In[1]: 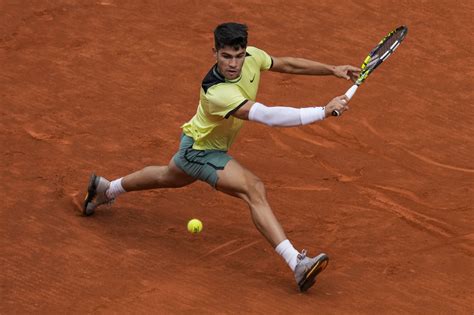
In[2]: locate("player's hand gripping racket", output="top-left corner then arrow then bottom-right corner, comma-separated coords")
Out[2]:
333,25 -> 408,116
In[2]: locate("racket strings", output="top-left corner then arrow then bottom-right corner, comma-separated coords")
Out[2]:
356,26 -> 408,85
375,28 -> 406,61
378,33 -> 401,55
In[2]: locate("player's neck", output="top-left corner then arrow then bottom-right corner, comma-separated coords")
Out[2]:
213,64 -> 225,80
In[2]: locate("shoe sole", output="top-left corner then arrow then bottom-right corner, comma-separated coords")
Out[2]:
83,173 -> 98,216
298,254 -> 329,292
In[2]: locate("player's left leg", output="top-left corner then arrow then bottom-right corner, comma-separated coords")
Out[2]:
215,159 -> 286,247
215,159 -> 329,292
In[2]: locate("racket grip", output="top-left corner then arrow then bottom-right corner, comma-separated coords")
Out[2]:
344,84 -> 359,100
332,85 -> 359,117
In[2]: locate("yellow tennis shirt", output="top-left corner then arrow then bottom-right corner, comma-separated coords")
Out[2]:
182,46 -> 273,151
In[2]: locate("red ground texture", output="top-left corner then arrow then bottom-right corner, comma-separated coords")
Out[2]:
1,0 -> 473,314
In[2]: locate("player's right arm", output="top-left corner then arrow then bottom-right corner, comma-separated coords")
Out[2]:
231,96 -> 349,126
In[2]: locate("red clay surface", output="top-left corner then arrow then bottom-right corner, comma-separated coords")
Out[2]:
1,0 -> 473,313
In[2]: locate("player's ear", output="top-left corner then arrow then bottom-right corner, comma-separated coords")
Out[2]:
212,48 -> 217,59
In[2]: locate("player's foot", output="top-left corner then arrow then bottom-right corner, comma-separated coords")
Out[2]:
83,173 -> 114,216
294,250 -> 329,292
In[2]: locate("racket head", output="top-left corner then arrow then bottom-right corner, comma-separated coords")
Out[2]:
356,25 -> 408,85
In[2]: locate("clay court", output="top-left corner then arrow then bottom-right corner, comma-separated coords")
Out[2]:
1,0 -> 473,313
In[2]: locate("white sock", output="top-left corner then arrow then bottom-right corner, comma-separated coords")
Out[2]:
275,239 -> 300,272
106,178 -> 126,199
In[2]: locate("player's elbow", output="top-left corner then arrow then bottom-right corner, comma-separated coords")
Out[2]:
232,101 -> 254,120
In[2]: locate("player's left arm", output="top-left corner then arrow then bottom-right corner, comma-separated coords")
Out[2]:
270,56 -> 360,82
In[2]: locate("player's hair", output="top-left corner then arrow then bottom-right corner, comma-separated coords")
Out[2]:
214,22 -> 248,51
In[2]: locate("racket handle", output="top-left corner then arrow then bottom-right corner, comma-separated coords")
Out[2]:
345,84 -> 359,100
332,85 -> 359,117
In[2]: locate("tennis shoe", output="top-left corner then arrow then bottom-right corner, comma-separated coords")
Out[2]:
83,173 -> 114,216
294,250 -> 329,292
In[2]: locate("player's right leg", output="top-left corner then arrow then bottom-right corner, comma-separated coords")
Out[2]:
83,158 -> 196,216
121,159 -> 196,191
83,133 -> 201,216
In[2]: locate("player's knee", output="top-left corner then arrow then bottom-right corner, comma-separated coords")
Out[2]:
143,166 -> 169,186
142,166 -> 156,180
245,176 -> 267,205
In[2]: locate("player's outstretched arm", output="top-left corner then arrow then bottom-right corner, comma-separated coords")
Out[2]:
231,96 -> 349,126
271,56 -> 360,82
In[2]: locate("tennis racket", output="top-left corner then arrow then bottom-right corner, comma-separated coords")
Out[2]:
333,25 -> 408,116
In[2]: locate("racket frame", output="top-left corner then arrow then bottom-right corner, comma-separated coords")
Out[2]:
332,26 -> 408,117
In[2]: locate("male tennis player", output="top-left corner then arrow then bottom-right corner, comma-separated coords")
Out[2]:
83,22 -> 360,292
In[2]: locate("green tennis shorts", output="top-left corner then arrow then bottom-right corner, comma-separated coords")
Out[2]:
172,133 -> 232,188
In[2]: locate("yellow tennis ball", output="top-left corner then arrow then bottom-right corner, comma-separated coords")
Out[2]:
187,219 -> 203,233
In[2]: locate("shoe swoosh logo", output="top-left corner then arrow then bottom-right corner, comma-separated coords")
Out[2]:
250,73 -> 256,83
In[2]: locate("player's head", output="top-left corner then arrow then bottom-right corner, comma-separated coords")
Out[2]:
214,22 -> 248,51
213,22 -> 248,80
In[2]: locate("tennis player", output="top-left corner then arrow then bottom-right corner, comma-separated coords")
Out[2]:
83,22 -> 360,292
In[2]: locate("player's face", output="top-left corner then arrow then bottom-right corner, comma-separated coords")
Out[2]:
214,46 -> 246,80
